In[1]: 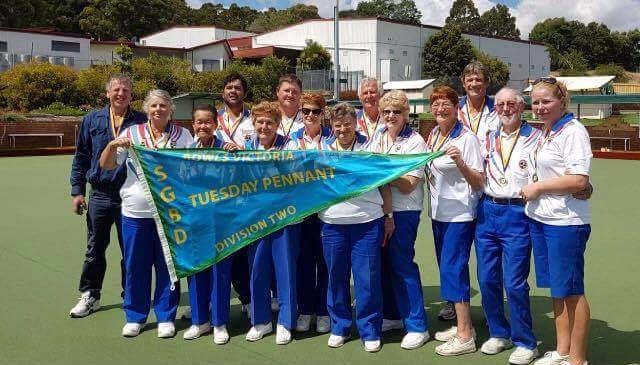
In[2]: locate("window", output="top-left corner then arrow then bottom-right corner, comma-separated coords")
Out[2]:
531,65 -> 535,70
0,41 -> 7,53
402,50 -> 408,57
202,59 -> 221,71
389,48 -> 395,55
508,62 -> 512,67
51,40 -> 80,53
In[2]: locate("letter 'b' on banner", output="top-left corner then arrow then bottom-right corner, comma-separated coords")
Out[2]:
129,146 -> 443,283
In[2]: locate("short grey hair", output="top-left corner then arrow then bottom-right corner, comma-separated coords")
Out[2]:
495,87 -> 525,105
330,102 -> 357,122
358,77 -> 383,97
142,89 -> 175,116
105,73 -> 133,92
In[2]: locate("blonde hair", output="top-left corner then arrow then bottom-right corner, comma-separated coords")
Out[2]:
531,78 -> 571,111
379,90 -> 410,120
251,101 -> 282,123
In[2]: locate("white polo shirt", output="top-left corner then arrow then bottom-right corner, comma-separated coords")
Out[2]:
425,121 -> 483,222
369,124 -> 427,211
285,126 -> 332,150
458,96 -> 499,145
483,121 -> 542,198
525,114 -> 592,226
278,110 -> 304,138
117,123 -> 194,218
216,106 -> 254,146
318,133 -> 384,225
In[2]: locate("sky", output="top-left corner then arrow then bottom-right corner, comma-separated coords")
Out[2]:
185,0 -> 640,37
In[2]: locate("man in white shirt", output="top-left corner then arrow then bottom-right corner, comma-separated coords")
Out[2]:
356,77 -> 385,143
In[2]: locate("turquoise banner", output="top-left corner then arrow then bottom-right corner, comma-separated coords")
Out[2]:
129,146 -> 443,282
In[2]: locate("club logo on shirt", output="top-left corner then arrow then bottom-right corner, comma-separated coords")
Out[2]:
519,159 -> 528,170
395,145 -> 401,151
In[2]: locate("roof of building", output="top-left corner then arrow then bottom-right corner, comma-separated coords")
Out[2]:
232,45 -> 299,59
254,17 -> 545,46
0,26 -> 90,39
524,76 -> 616,92
140,26 -> 254,40
383,79 -> 436,90
91,39 -> 232,57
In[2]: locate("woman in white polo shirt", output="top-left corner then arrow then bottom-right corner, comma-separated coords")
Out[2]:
99,89 -> 194,338
425,85 -> 484,356
520,78 -> 592,365
286,92 -> 332,334
319,102 -> 394,353
369,90 -> 430,350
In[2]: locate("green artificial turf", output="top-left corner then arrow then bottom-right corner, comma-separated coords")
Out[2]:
0,156 -> 639,365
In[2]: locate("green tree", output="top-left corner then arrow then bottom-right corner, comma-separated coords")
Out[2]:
557,50 -> 589,76
594,63 -> 629,82
0,62 -> 78,110
0,0 -> 48,28
340,0 -> 422,25
75,64 -> 120,106
217,3 -> 259,31
247,4 -> 320,33
113,44 -> 133,74
445,0 -> 481,34
297,40 -> 332,71
422,26 -> 475,85
478,4 -> 520,39
131,54 -> 194,98
473,51 -> 510,94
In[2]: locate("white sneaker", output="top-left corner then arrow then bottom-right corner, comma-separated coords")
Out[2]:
271,297 -> 280,311
434,326 -> 476,342
275,324 -> 292,345
183,323 -> 211,340
401,331 -> 430,350
69,292 -> 100,318
381,319 -> 404,332
246,323 -> 273,341
435,336 -> 476,356
241,304 -> 251,318
364,339 -> 382,352
213,325 -> 230,345
559,361 -> 588,365
296,314 -> 312,332
157,322 -> 176,338
180,306 -> 192,320
316,316 -> 331,333
509,347 -> 539,365
438,302 -> 456,321
122,322 -> 144,337
534,351 -> 569,365
481,337 -> 514,355
328,334 -> 350,348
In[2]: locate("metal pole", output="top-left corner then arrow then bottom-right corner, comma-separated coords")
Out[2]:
334,0 -> 340,101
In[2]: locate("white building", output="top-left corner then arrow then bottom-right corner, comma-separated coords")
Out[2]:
383,79 -> 436,113
140,26 -> 254,49
524,76 -> 616,119
253,18 -> 549,89
0,27 -> 91,71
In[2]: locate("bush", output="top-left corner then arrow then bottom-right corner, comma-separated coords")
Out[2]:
594,63 -> 629,82
132,54 -> 194,97
31,102 -> 86,116
75,65 -> 120,107
0,62 -> 78,111
0,112 -> 27,121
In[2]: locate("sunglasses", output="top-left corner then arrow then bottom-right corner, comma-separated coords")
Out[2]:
533,77 -> 565,98
301,108 -> 322,116
382,109 -> 403,116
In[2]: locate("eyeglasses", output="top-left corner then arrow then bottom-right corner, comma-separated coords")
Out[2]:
193,120 -> 215,126
495,101 -> 519,109
430,102 -> 454,110
301,108 -> 322,116
532,77 -> 565,98
382,109 -> 403,116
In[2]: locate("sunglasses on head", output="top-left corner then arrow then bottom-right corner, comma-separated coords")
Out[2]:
533,77 -> 565,97
301,108 -> 322,116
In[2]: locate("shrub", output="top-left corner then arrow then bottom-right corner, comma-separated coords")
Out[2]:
0,61 -> 78,110
75,65 -> 120,107
594,63 -> 629,82
31,102 -> 86,116
0,112 -> 27,121
132,54 -> 194,97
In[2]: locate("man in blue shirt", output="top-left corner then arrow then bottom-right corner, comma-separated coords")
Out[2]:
69,74 -> 147,317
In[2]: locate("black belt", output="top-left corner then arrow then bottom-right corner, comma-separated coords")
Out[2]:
484,195 -> 525,206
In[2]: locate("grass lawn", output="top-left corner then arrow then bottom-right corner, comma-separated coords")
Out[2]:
1,156 -> 639,365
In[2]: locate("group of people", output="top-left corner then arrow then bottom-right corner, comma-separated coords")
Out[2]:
69,61 -> 593,365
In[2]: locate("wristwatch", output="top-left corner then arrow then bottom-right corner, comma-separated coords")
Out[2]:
384,212 -> 393,219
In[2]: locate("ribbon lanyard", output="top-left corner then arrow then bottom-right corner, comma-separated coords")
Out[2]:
466,99 -> 485,135
358,113 -> 379,140
336,137 -> 356,151
146,121 -> 172,149
110,108 -> 125,138
282,111 -> 299,137
532,128 -> 553,182
220,108 -> 244,139
497,126 -> 521,171
431,126 -> 453,152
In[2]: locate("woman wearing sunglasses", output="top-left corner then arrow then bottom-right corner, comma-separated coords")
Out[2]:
520,78 -> 592,365
285,93 -> 332,334
318,102 -> 393,353
367,90 -> 430,350
425,85 -> 484,356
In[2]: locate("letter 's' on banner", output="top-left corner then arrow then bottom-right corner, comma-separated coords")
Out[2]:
129,146 -> 443,283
